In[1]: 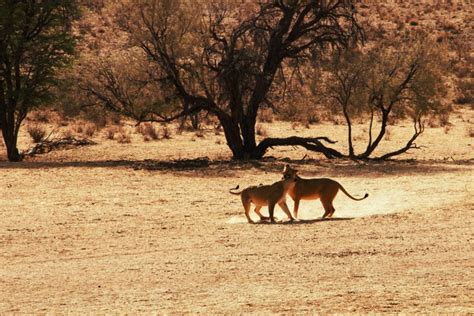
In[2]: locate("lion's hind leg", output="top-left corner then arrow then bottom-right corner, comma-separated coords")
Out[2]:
254,205 -> 269,221
321,198 -> 334,219
241,196 -> 254,224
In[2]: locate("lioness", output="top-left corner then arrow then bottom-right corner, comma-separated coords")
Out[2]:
229,165 -> 297,223
282,165 -> 368,219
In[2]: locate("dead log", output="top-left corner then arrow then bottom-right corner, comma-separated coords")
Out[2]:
22,137 -> 96,157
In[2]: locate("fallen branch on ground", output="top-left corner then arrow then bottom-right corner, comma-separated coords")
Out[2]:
22,137 -> 97,157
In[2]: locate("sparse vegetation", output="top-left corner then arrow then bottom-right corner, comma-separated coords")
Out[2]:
0,1 -> 77,161
137,123 -> 159,141
84,124 -> 97,137
161,126 -> 172,139
26,125 -> 47,143
116,130 -> 131,144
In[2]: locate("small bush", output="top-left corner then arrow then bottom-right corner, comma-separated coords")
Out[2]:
84,124 -> 96,137
73,123 -> 84,134
137,123 -> 159,140
27,125 -> 47,143
161,126 -> 172,139
306,111 -> 321,125
105,127 -> 116,140
116,130 -> 131,143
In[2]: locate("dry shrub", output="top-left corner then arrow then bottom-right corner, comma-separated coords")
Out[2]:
306,111 -> 321,125
426,114 -> 450,128
161,125 -> 172,139
27,124 -> 47,143
256,124 -> 268,137
105,127 -> 117,140
84,124 -> 96,137
73,123 -> 84,134
116,129 -> 131,143
137,123 -> 159,140
258,108 -> 274,123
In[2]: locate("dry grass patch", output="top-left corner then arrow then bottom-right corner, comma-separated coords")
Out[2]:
26,124 -> 47,143
136,123 -> 159,141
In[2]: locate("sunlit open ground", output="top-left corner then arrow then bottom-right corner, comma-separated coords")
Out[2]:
0,107 -> 473,313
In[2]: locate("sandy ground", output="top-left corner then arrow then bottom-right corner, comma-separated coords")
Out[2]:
0,107 -> 473,313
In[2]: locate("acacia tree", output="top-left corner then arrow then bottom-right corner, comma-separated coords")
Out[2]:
82,0 -> 362,160
0,1 -> 77,161
315,34 -> 449,159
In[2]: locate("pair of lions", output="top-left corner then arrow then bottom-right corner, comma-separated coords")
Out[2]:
230,164 -> 368,223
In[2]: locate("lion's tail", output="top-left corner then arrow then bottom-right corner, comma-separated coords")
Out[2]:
229,185 -> 243,195
338,184 -> 369,201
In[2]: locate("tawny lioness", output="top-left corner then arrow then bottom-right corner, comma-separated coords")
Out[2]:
282,165 -> 368,219
229,165 -> 298,223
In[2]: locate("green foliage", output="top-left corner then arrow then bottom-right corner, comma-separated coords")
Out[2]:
0,0 -> 78,160
0,1 -> 77,107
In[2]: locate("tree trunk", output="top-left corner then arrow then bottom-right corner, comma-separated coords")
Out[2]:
2,127 -> 21,161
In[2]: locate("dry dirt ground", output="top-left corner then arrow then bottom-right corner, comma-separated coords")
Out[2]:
0,108 -> 473,313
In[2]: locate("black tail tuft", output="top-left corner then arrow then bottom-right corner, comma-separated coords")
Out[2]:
364,193 -> 369,198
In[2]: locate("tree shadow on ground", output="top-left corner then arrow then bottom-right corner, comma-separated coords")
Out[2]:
0,156 -> 472,178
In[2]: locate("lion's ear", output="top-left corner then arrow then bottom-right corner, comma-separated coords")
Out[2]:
283,164 -> 289,172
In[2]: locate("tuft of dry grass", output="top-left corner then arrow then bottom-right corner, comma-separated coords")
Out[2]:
84,124 -> 97,138
161,126 -> 172,139
116,130 -> 131,143
26,124 -> 47,143
136,123 -> 159,141
73,123 -> 84,134
105,127 -> 117,140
